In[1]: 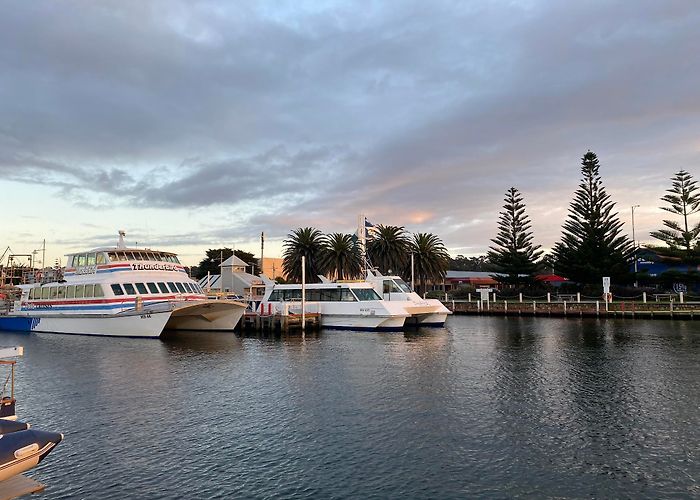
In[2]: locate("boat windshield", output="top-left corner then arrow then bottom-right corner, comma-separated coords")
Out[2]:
394,279 -> 412,293
351,288 -> 382,301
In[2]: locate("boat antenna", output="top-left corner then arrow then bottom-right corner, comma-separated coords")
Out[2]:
117,230 -> 127,249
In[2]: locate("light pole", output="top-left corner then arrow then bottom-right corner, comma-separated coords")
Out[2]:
632,205 -> 640,287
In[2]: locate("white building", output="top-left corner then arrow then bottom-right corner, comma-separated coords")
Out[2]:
198,255 -> 267,301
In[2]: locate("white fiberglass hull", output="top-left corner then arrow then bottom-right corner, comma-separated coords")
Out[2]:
165,300 -> 246,331
10,310 -> 172,338
319,313 -> 407,331
390,296 -> 451,327
267,300 -> 409,331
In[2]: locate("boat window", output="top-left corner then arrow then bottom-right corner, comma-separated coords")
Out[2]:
57,286 -> 66,299
49,286 -> 58,299
111,284 -> 125,296
116,252 -> 127,261
383,280 -> 402,294
175,282 -> 186,293
87,253 -> 96,266
147,282 -> 159,294
268,290 -> 281,301
135,283 -> 148,294
66,256 -> 74,267
340,288 -> 356,301
41,287 -> 49,299
66,285 -> 75,299
94,285 -> 104,298
167,282 -> 178,293
394,279 -> 412,293
84,284 -> 94,298
123,283 -> 136,295
96,253 -> 107,265
108,252 -> 118,262
29,288 -> 35,300
76,254 -> 87,267
74,285 -> 85,298
157,282 -> 169,293
183,283 -> 193,293
351,288 -> 382,301
125,252 -> 135,261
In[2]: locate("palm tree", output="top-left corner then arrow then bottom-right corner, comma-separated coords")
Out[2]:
409,233 -> 450,295
366,225 -> 410,275
320,233 -> 363,280
282,227 -> 326,283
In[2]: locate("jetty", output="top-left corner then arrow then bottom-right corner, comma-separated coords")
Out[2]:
240,303 -> 320,333
447,291 -> 700,320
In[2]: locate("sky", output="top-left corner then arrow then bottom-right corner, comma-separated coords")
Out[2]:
1,0 -> 699,267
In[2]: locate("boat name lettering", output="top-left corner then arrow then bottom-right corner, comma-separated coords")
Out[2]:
76,265 -> 97,275
130,263 -> 178,272
140,314 -> 152,319
25,303 -> 52,310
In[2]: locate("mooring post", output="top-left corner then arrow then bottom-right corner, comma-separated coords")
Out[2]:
533,301 -> 536,314
519,292 -> 523,303
547,292 -> 551,303
596,300 -> 599,316
504,300 -> 508,314
680,292 -> 684,304
468,293 -> 471,303
643,291 -> 647,303
577,292 -> 580,303
563,301 -> 567,316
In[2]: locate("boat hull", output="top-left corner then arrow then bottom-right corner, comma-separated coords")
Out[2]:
320,313 -> 407,331
0,429 -> 63,482
165,300 -> 246,331
0,310 -> 172,338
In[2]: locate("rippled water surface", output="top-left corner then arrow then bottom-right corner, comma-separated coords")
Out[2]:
1,316 -> 699,498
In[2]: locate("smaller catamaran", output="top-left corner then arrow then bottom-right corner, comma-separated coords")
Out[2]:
0,232 -> 246,337
259,281 -> 409,331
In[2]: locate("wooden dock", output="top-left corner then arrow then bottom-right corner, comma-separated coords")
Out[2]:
240,312 -> 321,332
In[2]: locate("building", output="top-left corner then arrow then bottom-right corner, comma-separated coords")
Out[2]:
199,255 -> 267,301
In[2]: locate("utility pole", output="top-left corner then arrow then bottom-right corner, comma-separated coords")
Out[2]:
260,232 -> 264,277
632,205 -> 640,287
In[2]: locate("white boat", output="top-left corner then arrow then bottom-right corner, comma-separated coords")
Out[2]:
365,271 -> 451,327
0,232 -> 246,337
259,282 -> 409,331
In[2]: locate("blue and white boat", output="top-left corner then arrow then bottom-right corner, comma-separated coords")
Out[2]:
0,232 -> 246,337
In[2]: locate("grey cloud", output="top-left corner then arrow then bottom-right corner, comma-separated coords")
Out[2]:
2,0 -> 700,256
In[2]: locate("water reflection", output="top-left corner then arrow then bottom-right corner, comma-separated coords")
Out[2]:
1,317 -> 698,498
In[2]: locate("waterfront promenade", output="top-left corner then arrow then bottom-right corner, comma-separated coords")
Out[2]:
448,294 -> 700,320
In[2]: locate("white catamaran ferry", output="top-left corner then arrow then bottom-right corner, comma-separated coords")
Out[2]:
259,282 -> 409,331
0,232 -> 246,337
365,271 -> 451,327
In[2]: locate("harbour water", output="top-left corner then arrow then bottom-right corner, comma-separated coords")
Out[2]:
3,316 -> 698,498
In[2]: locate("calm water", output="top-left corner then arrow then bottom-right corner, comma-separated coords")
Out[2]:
1,316 -> 698,499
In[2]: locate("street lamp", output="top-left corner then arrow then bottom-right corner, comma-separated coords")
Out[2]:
632,205 -> 640,286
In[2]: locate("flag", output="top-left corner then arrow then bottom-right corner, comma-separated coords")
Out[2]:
364,218 -> 378,238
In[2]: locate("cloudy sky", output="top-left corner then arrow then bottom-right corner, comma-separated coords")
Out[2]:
1,0 -> 699,266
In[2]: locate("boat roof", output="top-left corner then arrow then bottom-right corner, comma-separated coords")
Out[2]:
273,281 -> 374,288
66,247 -> 177,257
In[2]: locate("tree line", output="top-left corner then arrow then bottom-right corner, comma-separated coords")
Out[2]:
191,149 -> 699,292
487,150 -> 700,288
280,227 -> 450,294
